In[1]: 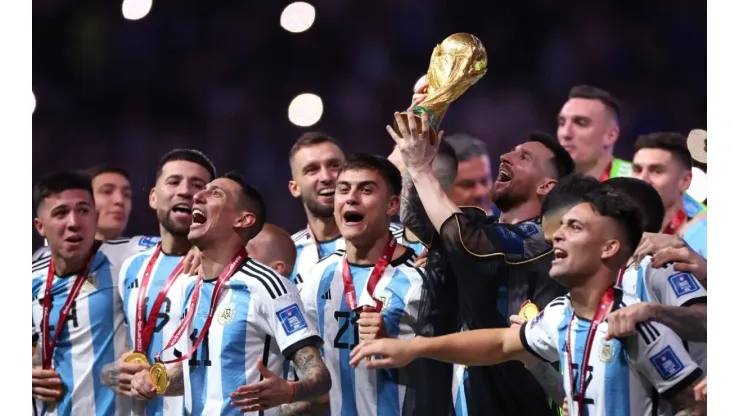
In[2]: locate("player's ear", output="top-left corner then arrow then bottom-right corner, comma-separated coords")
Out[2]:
149,188 -> 157,210
601,238 -> 620,261
234,210 -> 256,231
33,218 -> 45,238
537,178 -> 557,198
288,180 -> 301,198
679,168 -> 693,193
387,195 -> 400,217
270,261 -> 286,277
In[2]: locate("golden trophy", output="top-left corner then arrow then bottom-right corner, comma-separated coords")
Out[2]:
394,33 -> 488,137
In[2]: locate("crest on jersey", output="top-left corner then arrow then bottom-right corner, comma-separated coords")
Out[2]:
218,304 -> 235,325
599,341 -> 614,363
80,273 -> 97,294
378,291 -> 390,313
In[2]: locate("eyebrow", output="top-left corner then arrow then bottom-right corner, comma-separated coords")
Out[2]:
337,180 -> 378,187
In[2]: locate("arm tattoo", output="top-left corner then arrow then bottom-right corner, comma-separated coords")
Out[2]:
279,401 -> 330,416
653,304 -> 707,342
100,362 -> 120,389
291,346 -> 331,403
164,363 -> 185,396
400,171 -> 435,244
527,362 -> 565,406
668,383 -> 701,414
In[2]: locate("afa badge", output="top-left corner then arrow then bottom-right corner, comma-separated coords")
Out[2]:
276,304 -> 308,336
218,304 -> 235,325
599,341 -> 614,363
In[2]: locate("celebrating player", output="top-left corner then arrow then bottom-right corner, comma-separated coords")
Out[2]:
351,184 -> 704,416
129,173 -> 330,416
287,133 -> 404,286
247,223 -> 298,278
31,172 -> 139,415
298,154 -> 424,416
100,149 -> 216,415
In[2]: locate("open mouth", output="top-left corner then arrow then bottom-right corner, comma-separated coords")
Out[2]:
171,203 -> 192,216
192,208 -> 207,224
343,211 -> 365,225
553,248 -> 568,261
65,236 -> 83,244
497,167 -> 513,182
317,188 -> 335,198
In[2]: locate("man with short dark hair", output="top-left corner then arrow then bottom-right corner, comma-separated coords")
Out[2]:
287,133 -> 404,287
87,164 -> 134,242
394,109 -> 572,416
130,173 -> 331,416
443,133 -> 494,214
632,132 -> 707,255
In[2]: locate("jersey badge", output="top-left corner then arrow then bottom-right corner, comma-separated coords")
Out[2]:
277,304 -> 308,336
218,304 -> 236,325
649,346 -> 685,380
599,340 -> 615,363
378,290 -> 390,313
668,272 -> 700,297
138,236 -> 160,249
80,273 -> 97,294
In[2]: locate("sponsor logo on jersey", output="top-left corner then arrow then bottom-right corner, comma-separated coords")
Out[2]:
649,346 -> 685,380
668,272 -> 700,297
277,304 -> 308,335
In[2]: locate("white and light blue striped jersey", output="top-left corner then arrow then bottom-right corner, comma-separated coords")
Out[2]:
617,257 -> 708,375
399,227 -> 426,257
32,236 -> 161,264
118,247 -> 188,416
289,223 -> 405,287
452,364 -> 469,416
521,291 -> 703,416
300,247 -> 424,416
682,216 -> 707,258
178,257 -> 322,416
31,241 -> 144,416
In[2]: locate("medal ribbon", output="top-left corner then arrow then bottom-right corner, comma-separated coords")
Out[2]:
598,160 -> 613,182
154,248 -> 247,364
662,210 -> 687,236
134,244 -> 185,354
564,287 -> 614,416
306,223 -> 327,261
41,241 -> 102,369
342,233 -> 396,311
615,266 -> 627,287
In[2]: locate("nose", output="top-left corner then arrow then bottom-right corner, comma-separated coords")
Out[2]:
633,171 -> 651,184
193,189 -> 208,204
474,181 -> 490,199
552,224 -> 566,243
317,166 -> 336,184
112,190 -> 126,206
177,180 -> 196,199
67,211 -> 83,231
500,152 -> 513,165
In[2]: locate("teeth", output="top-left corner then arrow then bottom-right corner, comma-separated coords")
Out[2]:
192,209 -> 205,216
318,189 -> 335,196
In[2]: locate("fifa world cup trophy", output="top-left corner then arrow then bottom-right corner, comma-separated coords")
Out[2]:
393,33 -> 488,139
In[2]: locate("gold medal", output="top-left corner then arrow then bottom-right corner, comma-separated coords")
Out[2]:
124,352 -> 150,366
518,301 -> 539,322
149,362 -> 169,395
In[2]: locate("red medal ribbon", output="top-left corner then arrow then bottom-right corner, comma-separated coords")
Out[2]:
342,233 -> 396,312
133,244 -> 185,354
306,223 -> 325,260
564,287 -> 615,416
598,160 -> 613,182
662,210 -> 687,236
154,248 -> 247,364
615,266 -> 627,287
41,241 -> 102,369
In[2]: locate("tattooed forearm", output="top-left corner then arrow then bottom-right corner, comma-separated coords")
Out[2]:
279,399 -> 330,416
653,304 -> 707,342
100,362 -> 120,389
164,363 -> 185,396
527,362 -> 565,406
668,382 -> 703,415
401,171 -> 436,245
291,346 -> 331,402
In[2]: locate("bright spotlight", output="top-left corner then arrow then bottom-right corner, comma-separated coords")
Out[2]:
687,166 -> 708,203
288,93 -> 323,127
32,91 -> 36,114
122,0 -> 153,21
280,2 -> 316,33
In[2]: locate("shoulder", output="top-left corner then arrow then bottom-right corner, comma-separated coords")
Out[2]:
390,247 -> 424,279
535,296 -> 569,327
101,236 -> 156,266
237,258 -> 293,300
313,248 -> 344,271
291,228 -> 309,245
121,247 -> 157,275
32,246 -> 51,263
32,252 -> 51,277
389,222 -> 405,240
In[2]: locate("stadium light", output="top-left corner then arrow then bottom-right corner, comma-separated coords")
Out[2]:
288,93 -> 323,127
687,166 -> 708,203
280,2 -> 316,33
122,0 -> 152,21
32,91 -> 36,114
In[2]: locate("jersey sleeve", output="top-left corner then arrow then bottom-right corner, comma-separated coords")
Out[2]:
647,264 -> 707,308
396,269 -> 424,340
518,299 -> 566,363
253,275 -> 322,359
627,321 -> 703,399
118,255 -> 135,304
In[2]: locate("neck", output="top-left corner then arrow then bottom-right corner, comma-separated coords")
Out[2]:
306,212 -> 340,241
199,237 -> 244,281
95,229 -> 118,241
345,231 -> 390,266
52,250 -> 92,277
159,227 -> 191,255
662,199 -> 685,231
579,154 -> 613,180
568,268 -> 616,320
499,199 -> 542,224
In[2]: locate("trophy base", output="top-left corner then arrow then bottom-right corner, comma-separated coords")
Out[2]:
392,106 -> 440,141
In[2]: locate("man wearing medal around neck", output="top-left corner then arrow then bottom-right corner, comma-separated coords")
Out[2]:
98,149 -> 217,416
129,172 -> 330,416
30,171 -> 146,416
350,184 -> 705,416
298,154 -> 425,416
287,133 -> 406,289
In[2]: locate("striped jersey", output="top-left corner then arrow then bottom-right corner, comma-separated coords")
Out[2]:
32,236 -> 161,264
178,258 -> 322,416
300,247 -> 424,416
452,364 -> 469,416
682,216 -> 707,258
521,290 -> 703,416
617,257 -> 708,375
31,239 -> 147,416
118,247 -> 188,416
289,223 -> 405,287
